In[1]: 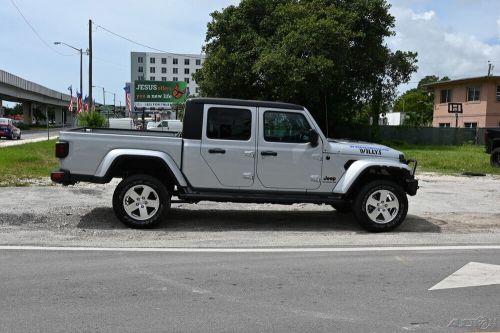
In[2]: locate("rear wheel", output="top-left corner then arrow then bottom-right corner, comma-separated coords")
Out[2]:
353,180 -> 408,232
112,174 -> 170,228
491,148 -> 500,168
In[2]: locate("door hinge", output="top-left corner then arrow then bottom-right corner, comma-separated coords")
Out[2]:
243,172 -> 254,180
310,175 -> 321,183
244,151 -> 255,158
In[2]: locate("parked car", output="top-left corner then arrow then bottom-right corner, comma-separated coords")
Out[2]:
485,128 -> 500,167
51,98 -> 418,232
0,117 -> 21,140
147,120 -> 183,132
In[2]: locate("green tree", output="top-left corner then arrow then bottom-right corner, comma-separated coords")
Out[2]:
194,0 -> 417,134
393,75 -> 449,127
77,111 -> 107,128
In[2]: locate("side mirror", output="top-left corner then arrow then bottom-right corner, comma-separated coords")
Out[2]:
309,129 -> 319,147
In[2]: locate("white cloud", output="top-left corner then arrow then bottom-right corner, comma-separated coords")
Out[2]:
411,10 -> 435,21
388,6 -> 500,92
497,16 -> 500,40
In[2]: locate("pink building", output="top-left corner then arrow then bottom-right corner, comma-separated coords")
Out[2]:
427,76 -> 500,128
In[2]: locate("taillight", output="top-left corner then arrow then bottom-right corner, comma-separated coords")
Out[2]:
55,142 -> 69,158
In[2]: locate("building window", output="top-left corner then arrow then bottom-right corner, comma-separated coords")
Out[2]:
150,57 -> 155,64
440,89 -> 452,103
161,58 -> 167,64
196,68 -> 200,73
184,68 -> 190,74
173,58 -> 178,65
173,68 -> 178,74
464,122 -> 477,128
150,76 -> 155,81
138,66 -> 143,73
467,87 -> 480,102
497,86 -> 500,101
150,67 -> 155,73
185,78 -> 190,83
207,107 -> 252,141
196,59 -> 201,66
185,59 -> 190,65
162,67 -> 167,74
439,123 -> 450,128
138,75 -> 144,80
138,56 -> 143,63
162,77 -> 167,81
173,77 -> 178,81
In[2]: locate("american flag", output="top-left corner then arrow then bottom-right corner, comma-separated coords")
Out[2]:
83,95 -> 89,112
77,91 -> 83,113
67,85 -> 73,112
124,85 -> 132,117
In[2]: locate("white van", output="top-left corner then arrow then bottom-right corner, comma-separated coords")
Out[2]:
147,120 -> 183,132
108,118 -> 136,130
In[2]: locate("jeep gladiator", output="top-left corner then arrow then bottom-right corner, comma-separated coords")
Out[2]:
51,98 -> 418,232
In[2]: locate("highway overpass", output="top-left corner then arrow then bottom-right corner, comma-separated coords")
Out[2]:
0,69 -> 74,125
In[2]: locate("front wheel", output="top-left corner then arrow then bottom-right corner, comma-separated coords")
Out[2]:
353,180 -> 408,232
112,174 -> 170,228
491,148 -> 500,167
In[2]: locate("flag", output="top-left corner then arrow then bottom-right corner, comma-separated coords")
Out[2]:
83,95 -> 89,112
124,85 -> 132,118
67,85 -> 73,112
76,91 -> 83,113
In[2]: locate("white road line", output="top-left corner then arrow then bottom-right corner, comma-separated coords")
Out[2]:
429,262 -> 500,290
0,245 -> 500,253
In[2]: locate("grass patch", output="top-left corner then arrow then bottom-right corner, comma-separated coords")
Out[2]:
0,140 -> 58,186
395,144 -> 500,175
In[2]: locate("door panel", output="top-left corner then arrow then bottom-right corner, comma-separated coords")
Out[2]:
256,109 -> 323,190
201,105 -> 257,188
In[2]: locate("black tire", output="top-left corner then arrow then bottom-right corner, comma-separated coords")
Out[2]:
491,148 -> 500,168
17,133 -> 21,140
331,202 -> 352,213
112,174 -> 170,229
353,180 -> 408,232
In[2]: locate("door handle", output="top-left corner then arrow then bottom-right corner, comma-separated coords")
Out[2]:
208,148 -> 226,154
261,151 -> 278,156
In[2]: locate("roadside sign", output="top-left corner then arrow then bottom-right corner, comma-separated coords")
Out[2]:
134,81 -> 188,108
448,103 -> 463,113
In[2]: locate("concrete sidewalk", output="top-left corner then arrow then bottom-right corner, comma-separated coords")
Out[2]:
0,135 -> 59,148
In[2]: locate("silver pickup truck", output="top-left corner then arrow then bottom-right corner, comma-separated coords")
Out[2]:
51,98 -> 418,232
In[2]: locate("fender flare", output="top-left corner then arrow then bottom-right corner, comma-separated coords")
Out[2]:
94,149 -> 188,187
333,159 -> 412,194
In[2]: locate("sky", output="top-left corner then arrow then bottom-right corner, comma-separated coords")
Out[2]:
1,0 -> 500,106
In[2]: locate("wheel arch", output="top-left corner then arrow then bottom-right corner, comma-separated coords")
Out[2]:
333,160 -> 413,199
95,149 -> 188,187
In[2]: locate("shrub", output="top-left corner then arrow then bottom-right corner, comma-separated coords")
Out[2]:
77,111 -> 107,128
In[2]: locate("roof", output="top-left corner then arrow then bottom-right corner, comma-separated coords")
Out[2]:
423,75 -> 500,88
187,97 -> 304,110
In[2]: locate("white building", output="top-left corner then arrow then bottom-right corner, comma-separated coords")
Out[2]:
130,52 -> 205,107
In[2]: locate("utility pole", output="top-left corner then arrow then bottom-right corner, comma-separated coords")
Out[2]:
88,19 -> 93,109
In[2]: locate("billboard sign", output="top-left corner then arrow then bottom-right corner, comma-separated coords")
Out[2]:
134,80 -> 188,108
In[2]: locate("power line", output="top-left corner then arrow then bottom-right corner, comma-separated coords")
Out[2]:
93,22 -> 205,59
9,0 -> 71,56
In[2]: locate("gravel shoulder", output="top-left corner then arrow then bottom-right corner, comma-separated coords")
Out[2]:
0,172 -> 499,248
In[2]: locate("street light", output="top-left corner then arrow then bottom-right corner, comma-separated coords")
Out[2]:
53,42 -> 87,96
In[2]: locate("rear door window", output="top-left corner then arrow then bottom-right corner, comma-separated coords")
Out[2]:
206,107 -> 252,141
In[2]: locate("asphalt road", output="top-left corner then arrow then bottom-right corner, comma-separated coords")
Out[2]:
0,248 -> 499,332
0,127 -> 67,147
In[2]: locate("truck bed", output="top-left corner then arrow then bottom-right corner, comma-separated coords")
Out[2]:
58,128 -> 183,177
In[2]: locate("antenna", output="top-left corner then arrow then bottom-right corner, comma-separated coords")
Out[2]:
488,61 -> 493,76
